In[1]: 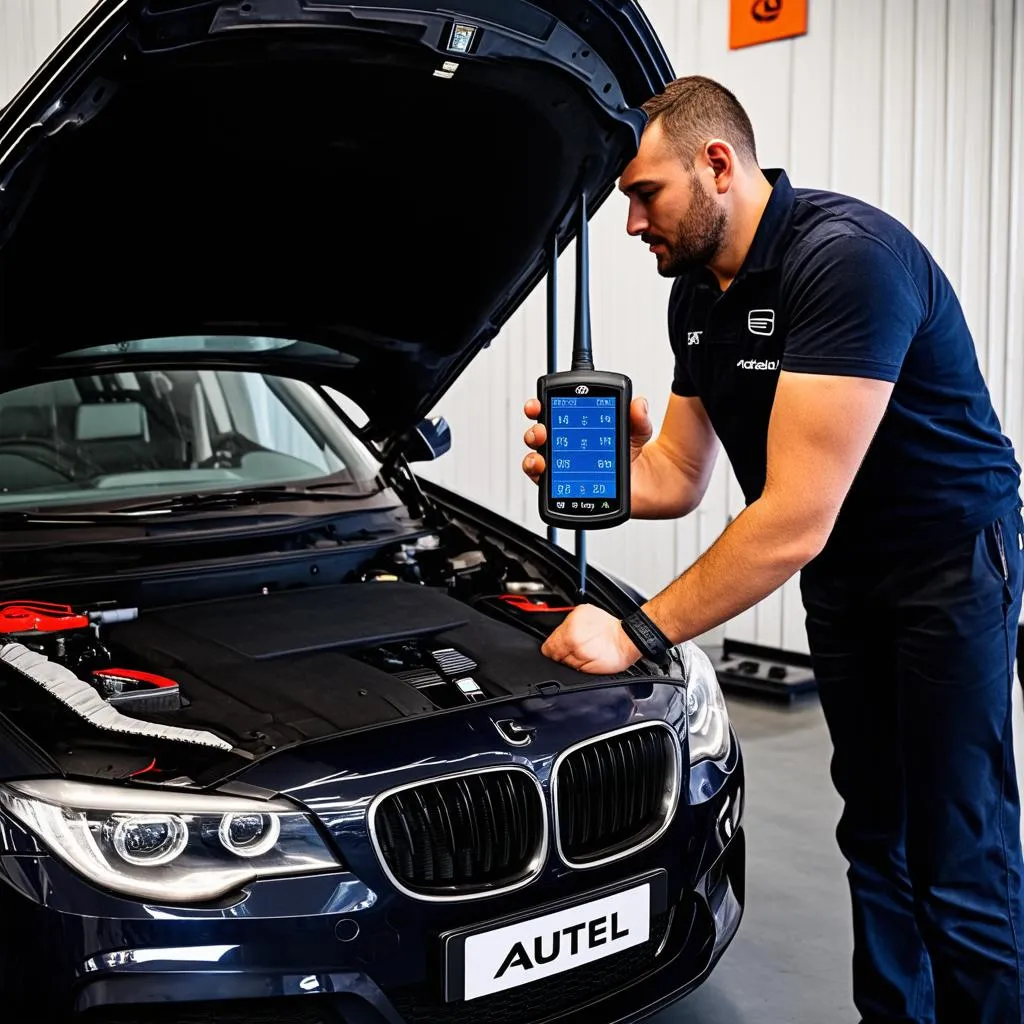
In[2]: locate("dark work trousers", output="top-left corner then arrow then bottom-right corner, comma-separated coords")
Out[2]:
800,506 -> 1024,1024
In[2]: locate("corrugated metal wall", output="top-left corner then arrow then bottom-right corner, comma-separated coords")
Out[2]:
2,1 -> 1022,653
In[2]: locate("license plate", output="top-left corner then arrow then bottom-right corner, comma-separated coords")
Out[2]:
455,881 -> 651,1001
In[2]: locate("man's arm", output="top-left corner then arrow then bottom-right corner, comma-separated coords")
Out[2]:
640,370 -> 894,643
630,393 -> 720,519
640,232 -> 926,643
540,369 -> 895,672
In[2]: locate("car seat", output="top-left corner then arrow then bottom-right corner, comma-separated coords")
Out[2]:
72,399 -> 156,476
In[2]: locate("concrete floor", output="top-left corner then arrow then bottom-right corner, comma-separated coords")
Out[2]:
649,675 -> 1024,1024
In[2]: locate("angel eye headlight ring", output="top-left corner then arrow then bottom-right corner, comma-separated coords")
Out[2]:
218,812 -> 281,858
107,814 -> 189,866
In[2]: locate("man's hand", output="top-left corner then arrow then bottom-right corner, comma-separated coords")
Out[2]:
541,604 -> 642,674
522,396 -> 653,485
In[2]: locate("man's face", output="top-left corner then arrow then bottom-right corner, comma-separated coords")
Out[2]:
619,119 -> 727,276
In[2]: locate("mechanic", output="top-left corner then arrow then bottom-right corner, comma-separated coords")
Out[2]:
522,76 -> 1024,1024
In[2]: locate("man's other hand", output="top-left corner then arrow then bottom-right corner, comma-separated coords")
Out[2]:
521,396 -> 653,485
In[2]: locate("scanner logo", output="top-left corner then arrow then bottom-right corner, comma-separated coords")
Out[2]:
575,385 -> 590,395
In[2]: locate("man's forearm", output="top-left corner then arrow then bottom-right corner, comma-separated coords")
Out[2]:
640,494 -> 828,643
629,444 -> 704,519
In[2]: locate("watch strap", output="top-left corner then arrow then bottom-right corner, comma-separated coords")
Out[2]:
620,607 -> 672,660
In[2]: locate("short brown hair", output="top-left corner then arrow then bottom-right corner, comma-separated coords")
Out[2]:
641,76 -> 758,167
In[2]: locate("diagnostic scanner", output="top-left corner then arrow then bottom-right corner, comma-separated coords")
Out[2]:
537,368 -> 631,530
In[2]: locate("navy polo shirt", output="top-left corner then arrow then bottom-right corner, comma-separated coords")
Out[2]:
669,169 -> 1021,555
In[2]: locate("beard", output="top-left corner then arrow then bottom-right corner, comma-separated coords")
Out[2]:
647,172 -> 727,277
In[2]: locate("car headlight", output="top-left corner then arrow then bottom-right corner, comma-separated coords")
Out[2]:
682,641 -> 731,764
0,779 -> 341,903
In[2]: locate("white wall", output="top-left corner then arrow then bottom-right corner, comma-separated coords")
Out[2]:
0,1 -> 93,103
2,0 -> 1022,653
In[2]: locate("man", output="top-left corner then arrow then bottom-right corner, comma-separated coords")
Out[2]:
522,76 -> 1024,1024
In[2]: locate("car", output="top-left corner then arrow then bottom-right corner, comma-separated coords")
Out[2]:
0,1 -> 745,1021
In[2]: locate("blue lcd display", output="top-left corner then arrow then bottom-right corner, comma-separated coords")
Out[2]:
549,396 -> 617,500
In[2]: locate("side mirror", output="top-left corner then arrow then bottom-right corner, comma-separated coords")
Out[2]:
403,416 -> 451,462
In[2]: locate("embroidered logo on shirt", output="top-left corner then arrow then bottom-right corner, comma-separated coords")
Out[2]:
687,331 -> 702,346
748,309 -> 775,336
736,358 -> 780,371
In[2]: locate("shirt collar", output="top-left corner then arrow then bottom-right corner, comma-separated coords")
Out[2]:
738,168 -> 795,276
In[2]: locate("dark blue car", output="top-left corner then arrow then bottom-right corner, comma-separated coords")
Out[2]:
0,2 -> 744,1020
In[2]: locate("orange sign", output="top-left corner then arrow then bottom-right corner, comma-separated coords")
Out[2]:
730,0 -> 808,49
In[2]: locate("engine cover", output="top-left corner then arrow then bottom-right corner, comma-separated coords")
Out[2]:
97,581 -> 618,754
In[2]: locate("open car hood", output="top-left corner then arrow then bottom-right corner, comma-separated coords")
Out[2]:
0,0 -> 672,442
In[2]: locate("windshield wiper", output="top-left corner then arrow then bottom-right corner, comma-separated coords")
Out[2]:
104,485 -> 374,515
0,485 -> 377,524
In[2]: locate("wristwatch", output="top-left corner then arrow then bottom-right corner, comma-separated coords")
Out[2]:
619,607 -> 672,660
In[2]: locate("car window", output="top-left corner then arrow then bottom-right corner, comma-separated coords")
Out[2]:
0,367 -> 382,511
55,334 -> 355,362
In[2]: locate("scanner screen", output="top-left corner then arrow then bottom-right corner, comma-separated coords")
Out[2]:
548,395 -> 618,503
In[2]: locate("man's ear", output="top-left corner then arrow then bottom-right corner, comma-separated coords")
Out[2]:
703,139 -> 735,194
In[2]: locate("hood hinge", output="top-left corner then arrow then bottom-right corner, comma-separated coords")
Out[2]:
389,457 -> 445,528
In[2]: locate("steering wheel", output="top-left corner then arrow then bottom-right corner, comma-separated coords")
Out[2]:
194,432 -> 252,470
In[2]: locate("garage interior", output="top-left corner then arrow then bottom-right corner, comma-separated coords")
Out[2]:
0,1 -> 1021,1023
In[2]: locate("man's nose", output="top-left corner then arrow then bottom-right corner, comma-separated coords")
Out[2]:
625,198 -> 648,237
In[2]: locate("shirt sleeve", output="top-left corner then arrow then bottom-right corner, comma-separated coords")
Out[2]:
667,278 -> 700,397
781,232 -> 927,383
671,358 -> 699,397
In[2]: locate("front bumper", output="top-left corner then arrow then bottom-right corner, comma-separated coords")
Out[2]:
1,828 -> 742,1024
0,687 -> 745,1023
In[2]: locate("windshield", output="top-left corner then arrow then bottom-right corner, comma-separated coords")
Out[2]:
0,368 -> 381,512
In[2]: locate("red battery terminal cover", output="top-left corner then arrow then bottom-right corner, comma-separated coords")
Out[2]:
91,668 -> 183,712
496,594 -> 576,613
0,601 -> 91,634
92,668 -> 180,691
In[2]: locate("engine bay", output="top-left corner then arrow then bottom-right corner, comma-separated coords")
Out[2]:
0,524 -> 646,786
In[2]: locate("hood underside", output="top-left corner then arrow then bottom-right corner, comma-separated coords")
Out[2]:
0,0 -> 671,440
